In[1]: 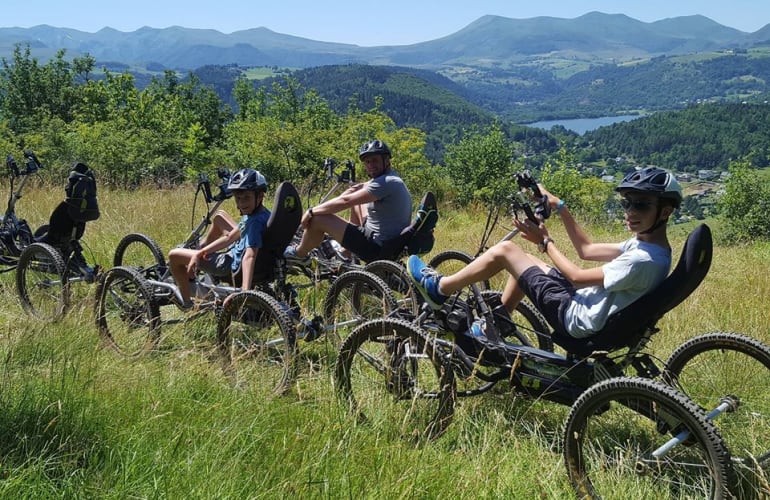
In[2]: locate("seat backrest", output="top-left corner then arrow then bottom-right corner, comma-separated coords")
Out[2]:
65,162 -> 100,223
41,201 -> 86,246
378,191 -> 438,261
250,181 -> 303,284
552,224 -> 713,357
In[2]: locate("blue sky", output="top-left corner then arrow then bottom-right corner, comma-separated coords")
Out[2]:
5,1 -> 770,46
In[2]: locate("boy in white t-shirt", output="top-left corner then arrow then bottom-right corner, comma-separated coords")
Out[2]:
409,167 -> 683,339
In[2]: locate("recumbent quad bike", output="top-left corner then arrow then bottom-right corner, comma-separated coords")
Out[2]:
335,174 -> 770,499
97,178 -> 397,395
286,157 -> 439,318
2,151 -> 101,320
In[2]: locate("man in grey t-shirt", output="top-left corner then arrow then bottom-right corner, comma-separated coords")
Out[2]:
285,139 -> 412,263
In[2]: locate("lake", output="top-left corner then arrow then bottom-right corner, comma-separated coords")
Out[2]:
525,115 -> 642,135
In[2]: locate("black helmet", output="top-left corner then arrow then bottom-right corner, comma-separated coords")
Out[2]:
616,167 -> 682,207
358,139 -> 391,160
227,168 -> 267,193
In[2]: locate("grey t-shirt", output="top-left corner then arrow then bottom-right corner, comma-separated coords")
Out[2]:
364,170 -> 412,242
564,237 -> 672,338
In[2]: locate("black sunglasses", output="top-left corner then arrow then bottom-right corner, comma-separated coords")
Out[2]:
620,198 -> 657,211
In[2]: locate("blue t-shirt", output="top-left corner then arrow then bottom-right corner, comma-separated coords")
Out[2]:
564,237 -> 672,338
228,206 -> 271,272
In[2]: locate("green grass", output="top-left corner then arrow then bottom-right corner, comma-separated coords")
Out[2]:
1,185 -> 768,497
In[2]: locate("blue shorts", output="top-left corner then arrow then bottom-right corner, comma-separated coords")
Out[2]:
517,266 -> 575,334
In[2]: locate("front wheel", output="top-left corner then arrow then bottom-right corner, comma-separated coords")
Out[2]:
364,260 -> 420,317
663,332 -> 770,492
322,270 -> 398,349
95,266 -> 161,357
564,377 -> 735,499
16,242 -> 69,321
335,318 -> 455,441
113,233 -> 167,280
217,290 -> 297,395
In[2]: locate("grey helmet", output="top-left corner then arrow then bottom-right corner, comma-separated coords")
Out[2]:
358,139 -> 391,160
227,168 -> 267,193
616,167 -> 682,208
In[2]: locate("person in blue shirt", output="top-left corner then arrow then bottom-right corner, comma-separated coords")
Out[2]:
284,139 -> 412,263
409,167 -> 682,339
168,168 -> 271,309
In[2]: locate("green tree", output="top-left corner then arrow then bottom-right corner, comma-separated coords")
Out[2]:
443,123 -> 517,207
540,149 -> 615,223
716,161 -> 770,242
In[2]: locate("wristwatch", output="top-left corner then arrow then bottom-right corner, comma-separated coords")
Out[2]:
538,237 -> 553,253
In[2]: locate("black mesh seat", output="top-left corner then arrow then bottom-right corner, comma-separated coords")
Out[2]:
551,224 -> 713,357
249,181 -> 303,285
377,191 -> 438,262
38,201 -> 86,246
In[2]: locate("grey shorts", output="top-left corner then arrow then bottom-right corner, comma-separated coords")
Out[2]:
199,252 -> 235,278
517,266 -> 575,333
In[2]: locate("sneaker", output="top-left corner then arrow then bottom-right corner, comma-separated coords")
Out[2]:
407,255 -> 448,309
283,245 -> 310,265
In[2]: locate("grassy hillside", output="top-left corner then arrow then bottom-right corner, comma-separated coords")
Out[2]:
0,186 -> 768,496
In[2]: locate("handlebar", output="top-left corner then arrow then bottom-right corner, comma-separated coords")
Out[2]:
510,171 -> 551,224
6,150 -> 42,178
323,158 -> 356,184
197,168 -> 232,204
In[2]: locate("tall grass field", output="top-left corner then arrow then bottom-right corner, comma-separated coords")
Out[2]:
1,184 -> 768,498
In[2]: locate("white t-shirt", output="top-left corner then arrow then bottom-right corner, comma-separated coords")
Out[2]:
564,237 -> 672,338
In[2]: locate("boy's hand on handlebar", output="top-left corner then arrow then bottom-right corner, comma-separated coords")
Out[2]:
514,218 -> 550,246
536,184 -> 561,209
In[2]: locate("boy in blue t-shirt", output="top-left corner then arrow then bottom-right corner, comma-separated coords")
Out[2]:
169,168 -> 270,309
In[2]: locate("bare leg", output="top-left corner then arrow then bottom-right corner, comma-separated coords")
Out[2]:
501,253 -> 551,313
501,275 -> 526,313
168,247 -> 198,304
295,214 -> 350,257
200,210 -> 236,247
437,240 -> 546,296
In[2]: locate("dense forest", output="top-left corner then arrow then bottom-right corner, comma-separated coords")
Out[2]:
580,103 -> 770,171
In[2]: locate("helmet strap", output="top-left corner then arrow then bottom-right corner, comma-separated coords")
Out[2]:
639,204 -> 666,234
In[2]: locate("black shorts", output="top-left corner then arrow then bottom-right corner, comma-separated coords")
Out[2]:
517,267 -> 575,333
341,224 -> 383,263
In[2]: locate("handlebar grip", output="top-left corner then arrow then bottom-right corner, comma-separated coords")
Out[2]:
6,154 -> 19,176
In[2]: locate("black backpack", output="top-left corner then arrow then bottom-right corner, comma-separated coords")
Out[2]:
65,162 -> 100,222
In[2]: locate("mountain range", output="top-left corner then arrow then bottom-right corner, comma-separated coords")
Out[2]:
5,12 -> 770,130
3,12 -> 770,72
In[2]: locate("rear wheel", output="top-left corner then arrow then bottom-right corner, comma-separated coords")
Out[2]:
113,233 -> 167,280
95,266 -> 161,356
663,332 -> 770,494
564,377 -> 735,499
364,260 -> 420,316
322,270 -> 397,349
16,242 -> 68,321
217,290 -> 296,395
480,290 -> 552,351
335,318 -> 455,441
